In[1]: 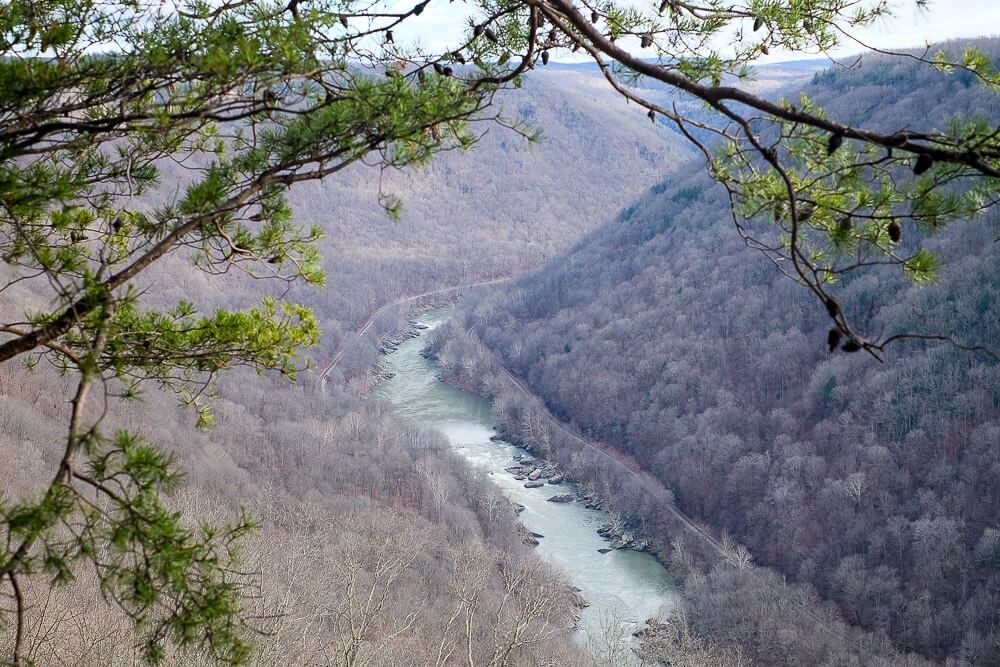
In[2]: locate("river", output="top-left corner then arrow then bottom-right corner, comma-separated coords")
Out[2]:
371,307 -> 677,647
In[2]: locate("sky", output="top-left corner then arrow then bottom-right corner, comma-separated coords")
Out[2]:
768,0 -> 1000,63
393,0 -> 1000,65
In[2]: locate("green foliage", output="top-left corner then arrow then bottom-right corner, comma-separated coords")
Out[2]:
716,89 -> 997,304
1,430 -> 257,664
63,294 -> 322,403
977,293 -> 992,315
670,185 -> 702,204
821,374 -> 837,404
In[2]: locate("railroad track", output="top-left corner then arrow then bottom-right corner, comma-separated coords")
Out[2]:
316,277 -> 513,391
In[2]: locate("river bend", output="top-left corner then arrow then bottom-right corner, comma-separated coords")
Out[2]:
371,308 -> 677,642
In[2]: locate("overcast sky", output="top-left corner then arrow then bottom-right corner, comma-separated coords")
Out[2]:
393,0 -> 1000,64
771,0 -> 1000,63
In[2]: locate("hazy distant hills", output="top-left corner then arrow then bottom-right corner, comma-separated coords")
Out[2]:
293,67 -> 698,273
283,60 -> 825,354
449,40 -> 1000,665
94,60 -> 827,344
122,65 -> 718,366
285,58 -> 827,295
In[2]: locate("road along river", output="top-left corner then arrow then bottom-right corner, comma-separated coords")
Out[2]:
371,307 -> 678,645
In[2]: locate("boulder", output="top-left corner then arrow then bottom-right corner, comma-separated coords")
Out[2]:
528,468 -> 543,481
597,548 -> 612,554
633,618 -> 670,639
546,494 -> 574,503
547,474 -> 564,484
516,523 -> 538,546
524,480 -> 545,488
568,589 -> 590,608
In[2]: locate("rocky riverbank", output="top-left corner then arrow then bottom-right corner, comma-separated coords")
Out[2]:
359,322 -> 428,391
501,448 -> 653,555
374,309 -> 677,645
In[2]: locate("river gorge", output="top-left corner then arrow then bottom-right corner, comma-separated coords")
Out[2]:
371,308 -> 678,647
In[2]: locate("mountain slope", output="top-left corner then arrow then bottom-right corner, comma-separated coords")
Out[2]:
443,41 -> 1000,665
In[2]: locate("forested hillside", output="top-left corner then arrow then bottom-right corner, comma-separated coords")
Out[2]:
1,354 -> 591,664
0,63 -> 705,663
245,67 -> 695,377
438,42 -> 1000,665
8,0 -> 1000,662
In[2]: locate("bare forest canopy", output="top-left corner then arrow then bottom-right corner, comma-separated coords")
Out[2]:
4,0 -> 1000,661
437,39 -> 1000,667
125,65 -> 703,377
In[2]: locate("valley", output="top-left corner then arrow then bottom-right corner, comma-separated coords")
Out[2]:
3,3 -> 1000,665
372,308 -> 677,646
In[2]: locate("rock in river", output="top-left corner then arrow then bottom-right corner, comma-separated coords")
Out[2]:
568,588 -> 590,608
547,494 -> 574,503
524,480 -> 545,488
